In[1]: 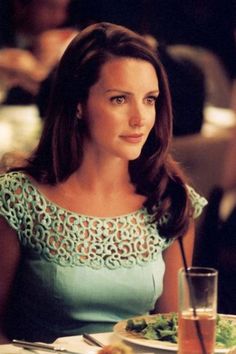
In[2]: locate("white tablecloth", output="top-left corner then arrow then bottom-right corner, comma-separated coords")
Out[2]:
0,332 -> 168,354
1,332 -> 234,354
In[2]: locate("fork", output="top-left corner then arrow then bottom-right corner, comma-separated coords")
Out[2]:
82,334 -> 104,348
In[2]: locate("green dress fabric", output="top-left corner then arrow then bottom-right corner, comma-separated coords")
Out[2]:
0,171 -> 207,342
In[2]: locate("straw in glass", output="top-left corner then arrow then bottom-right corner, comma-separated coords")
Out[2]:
178,237 -> 207,354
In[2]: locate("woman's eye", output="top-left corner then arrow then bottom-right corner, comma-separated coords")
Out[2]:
110,96 -> 126,105
145,96 -> 158,105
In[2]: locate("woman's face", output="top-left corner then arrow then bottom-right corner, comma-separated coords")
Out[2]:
78,57 -> 159,161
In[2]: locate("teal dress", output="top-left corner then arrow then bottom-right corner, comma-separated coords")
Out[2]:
0,172 -> 207,342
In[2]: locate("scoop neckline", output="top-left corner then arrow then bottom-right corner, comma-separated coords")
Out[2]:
14,171 -> 147,220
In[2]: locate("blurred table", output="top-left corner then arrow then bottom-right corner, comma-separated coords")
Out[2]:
172,106 -> 236,197
202,105 -> 236,137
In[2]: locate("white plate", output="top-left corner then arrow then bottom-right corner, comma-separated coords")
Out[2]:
113,314 -> 236,353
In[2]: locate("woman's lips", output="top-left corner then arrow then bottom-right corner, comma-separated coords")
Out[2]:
120,134 -> 144,143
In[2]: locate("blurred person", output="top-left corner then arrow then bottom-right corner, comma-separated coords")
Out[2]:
167,45 -> 232,109
221,126 -> 236,193
193,122 -> 236,314
144,0 -> 236,81
12,0 -> 72,38
159,46 -> 205,136
0,22 -> 207,343
0,0 -> 77,105
141,0 -> 236,112
144,35 -> 205,136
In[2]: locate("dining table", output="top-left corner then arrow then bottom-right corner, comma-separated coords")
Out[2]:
0,330 -> 235,354
0,332 -> 164,354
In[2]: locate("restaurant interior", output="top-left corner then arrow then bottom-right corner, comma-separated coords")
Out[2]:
0,0 -> 236,352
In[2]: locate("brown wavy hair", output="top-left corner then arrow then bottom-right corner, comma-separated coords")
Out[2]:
22,22 -> 192,239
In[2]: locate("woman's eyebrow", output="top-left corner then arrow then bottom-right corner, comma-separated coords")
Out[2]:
105,88 -> 132,94
105,89 -> 160,95
146,90 -> 160,96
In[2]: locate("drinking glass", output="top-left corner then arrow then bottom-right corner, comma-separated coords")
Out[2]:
178,267 -> 218,354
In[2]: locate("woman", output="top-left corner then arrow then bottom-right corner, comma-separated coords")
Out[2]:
0,22 -> 207,343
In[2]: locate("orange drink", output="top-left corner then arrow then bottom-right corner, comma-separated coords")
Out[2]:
178,267 -> 218,354
178,310 -> 216,354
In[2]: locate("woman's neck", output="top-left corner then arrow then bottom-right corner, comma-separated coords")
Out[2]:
72,152 -> 132,194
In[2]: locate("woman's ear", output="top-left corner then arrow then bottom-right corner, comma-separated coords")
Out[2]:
76,103 -> 83,119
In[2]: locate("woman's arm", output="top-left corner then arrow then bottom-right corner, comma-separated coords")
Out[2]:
155,220 -> 195,313
0,216 -> 20,344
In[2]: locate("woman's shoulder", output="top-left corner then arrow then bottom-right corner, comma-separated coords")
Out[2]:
0,170 -> 44,215
186,185 -> 208,218
0,171 -> 32,232
0,171 -> 36,200
0,170 -> 28,179
0,170 -> 61,214
0,170 -> 33,192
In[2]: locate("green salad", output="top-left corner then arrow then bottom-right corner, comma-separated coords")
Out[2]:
125,313 -> 236,348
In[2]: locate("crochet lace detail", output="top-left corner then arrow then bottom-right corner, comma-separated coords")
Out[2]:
0,172 -> 207,269
187,185 -> 208,218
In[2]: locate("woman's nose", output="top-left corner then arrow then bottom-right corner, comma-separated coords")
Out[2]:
129,105 -> 144,128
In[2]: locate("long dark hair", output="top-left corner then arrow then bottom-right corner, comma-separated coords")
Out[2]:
22,22 -> 192,239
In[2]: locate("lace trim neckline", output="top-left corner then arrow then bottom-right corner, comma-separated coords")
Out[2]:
14,171 -> 147,220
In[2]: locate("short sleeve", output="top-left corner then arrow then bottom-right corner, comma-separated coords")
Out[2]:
0,172 -> 24,232
187,185 -> 208,219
